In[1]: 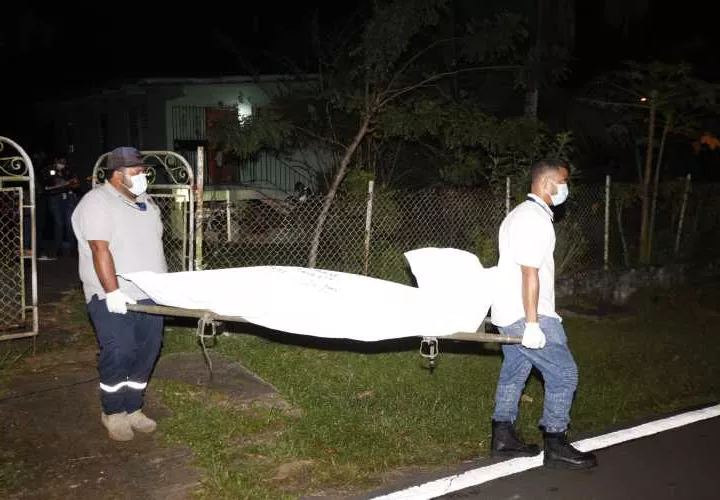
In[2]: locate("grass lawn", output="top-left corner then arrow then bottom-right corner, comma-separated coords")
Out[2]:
152,280 -> 720,498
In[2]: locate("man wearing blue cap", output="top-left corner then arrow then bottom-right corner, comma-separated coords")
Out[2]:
71,147 -> 167,441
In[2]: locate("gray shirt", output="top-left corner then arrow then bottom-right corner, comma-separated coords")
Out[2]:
71,183 -> 167,303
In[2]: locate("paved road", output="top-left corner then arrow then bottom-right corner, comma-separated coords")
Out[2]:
361,406 -> 720,500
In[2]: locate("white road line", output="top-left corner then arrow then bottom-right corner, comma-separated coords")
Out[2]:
371,403 -> 720,500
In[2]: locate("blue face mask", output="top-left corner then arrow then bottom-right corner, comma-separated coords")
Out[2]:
550,181 -> 569,206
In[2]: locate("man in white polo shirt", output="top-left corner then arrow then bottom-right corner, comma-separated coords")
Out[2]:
489,159 -> 597,470
71,146 -> 167,441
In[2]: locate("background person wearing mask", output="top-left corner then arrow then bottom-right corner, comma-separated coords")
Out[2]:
71,146 -> 167,441
489,158 -> 598,470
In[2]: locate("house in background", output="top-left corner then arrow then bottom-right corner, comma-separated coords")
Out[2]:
34,74 -> 324,201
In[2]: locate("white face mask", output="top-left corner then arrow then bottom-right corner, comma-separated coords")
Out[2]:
127,173 -> 148,196
550,181 -> 569,206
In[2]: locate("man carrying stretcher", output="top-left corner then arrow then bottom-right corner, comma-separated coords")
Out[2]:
72,146 -> 167,441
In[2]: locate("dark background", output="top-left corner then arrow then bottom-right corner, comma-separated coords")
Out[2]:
1,2 -> 717,154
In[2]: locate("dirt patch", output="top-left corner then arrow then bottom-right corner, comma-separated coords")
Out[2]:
0,347 -> 202,500
153,352 -> 280,406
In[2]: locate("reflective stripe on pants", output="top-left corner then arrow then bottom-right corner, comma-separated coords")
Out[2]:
88,295 -> 164,414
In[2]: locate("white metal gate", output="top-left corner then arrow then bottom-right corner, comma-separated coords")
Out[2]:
92,151 -> 195,272
0,137 -> 38,342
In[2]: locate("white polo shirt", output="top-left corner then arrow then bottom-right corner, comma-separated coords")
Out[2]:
71,183 -> 167,303
491,193 -> 560,327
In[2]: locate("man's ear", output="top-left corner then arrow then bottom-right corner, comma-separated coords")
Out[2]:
539,174 -> 551,194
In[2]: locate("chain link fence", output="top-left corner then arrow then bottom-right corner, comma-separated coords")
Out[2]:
0,188 -> 24,329
554,183 -> 607,275
0,136 -> 37,343
194,177 -> 720,282
152,194 -> 191,272
678,182 -> 720,263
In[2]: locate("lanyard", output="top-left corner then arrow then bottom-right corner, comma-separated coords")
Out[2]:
526,195 -> 554,221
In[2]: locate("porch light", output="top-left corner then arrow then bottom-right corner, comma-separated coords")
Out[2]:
237,99 -> 252,122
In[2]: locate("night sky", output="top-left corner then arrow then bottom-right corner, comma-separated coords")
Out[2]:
0,2 -> 717,142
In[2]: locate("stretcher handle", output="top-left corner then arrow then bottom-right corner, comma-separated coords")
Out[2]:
127,303 -> 247,323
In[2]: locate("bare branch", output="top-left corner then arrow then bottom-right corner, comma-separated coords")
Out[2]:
574,96 -> 647,110
383,37 -> 457,95
377,65 -> 521,109
291,124 -> 346,149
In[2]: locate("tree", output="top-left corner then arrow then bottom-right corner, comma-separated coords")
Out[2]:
578,61 -> 718,264
213,0 -> 529,267
519,0 -> 651,120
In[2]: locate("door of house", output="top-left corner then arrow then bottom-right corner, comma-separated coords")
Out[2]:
205,108 -> 236,185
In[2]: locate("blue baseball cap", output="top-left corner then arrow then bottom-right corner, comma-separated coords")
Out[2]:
107,147 -> 147,170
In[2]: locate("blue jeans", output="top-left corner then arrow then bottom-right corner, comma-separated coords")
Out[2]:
87,296 -> 164,415
492,315 -> 579,433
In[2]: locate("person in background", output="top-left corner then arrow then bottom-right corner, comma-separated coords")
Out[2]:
43,156 -> 80,258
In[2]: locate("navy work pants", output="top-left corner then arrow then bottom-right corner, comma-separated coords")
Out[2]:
87,296 -> 164,415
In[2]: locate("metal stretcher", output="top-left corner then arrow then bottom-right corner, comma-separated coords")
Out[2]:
127,303 -> 521,379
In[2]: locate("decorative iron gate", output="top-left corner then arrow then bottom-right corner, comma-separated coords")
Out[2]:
92,151 -> 195,272
0,137 -> 38,342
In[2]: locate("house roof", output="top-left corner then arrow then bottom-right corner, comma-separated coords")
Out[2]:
35,74 -> 320,106
136,74 -> 319,85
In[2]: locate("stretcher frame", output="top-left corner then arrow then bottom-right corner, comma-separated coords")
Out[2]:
127,303 -> 521,379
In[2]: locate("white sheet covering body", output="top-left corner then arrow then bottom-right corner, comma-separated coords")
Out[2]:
119,247 -> 497,342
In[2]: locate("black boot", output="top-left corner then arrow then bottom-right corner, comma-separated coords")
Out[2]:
491,421 -> 541,457
543,431 -> 598,470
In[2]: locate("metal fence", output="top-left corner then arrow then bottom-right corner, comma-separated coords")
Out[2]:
0,137 -> 38,343
92,151 -> 195,272
192,176 -> 720,283
82,146 -> 720,285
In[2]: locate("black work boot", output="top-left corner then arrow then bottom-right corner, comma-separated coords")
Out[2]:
491,420 -> 541,457
543,431 -> 598,470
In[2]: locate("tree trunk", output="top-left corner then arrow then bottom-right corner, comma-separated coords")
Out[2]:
647,113 -> 672,262
616,202 -> 630,267
524,87 -> 539,119
638,90 -> 657,264
307,115 -> 371,268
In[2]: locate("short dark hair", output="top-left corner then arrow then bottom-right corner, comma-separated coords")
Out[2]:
530,159 -> 570,184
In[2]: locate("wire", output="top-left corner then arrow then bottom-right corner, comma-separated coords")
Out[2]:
0,376 -> 99,404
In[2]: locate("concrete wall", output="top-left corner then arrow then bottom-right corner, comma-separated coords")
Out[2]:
555,263 -> 719,305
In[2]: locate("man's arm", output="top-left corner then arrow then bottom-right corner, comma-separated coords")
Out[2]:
521,265 -> 540,323
88,240 -> 119,293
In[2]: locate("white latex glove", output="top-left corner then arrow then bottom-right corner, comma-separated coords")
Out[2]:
105,289 -> 137,314
521,322 -> 546,349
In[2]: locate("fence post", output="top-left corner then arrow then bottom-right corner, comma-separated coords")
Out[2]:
674,173 -> 691,255
363,180 -> 375,275
505,177 -> 511,215
226,189 -> 232,243
604,174 -> 611,270
195,146 -> 205,271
